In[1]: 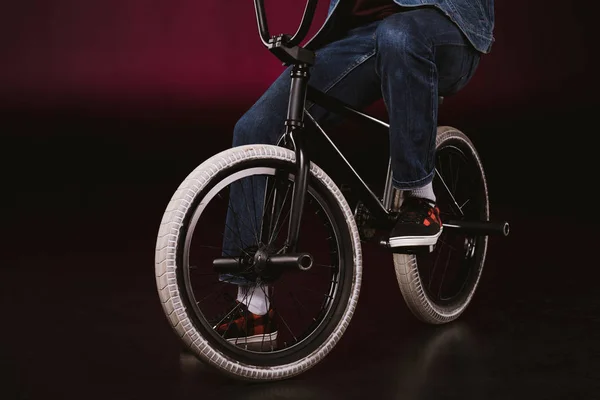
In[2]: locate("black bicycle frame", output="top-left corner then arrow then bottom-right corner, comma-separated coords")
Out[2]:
284,74 -> 396,252
253,0 -> 508,253
253,0 -> 395,252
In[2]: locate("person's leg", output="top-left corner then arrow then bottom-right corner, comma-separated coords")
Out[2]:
223,21 -> 383,260
220,22 -> 383,323
374,7 -> 481,247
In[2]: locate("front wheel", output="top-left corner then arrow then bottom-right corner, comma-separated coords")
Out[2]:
155,145 -> 362,381
394,126 -> 489,324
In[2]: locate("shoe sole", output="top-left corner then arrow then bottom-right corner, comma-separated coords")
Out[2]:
227,331 -> 278,345
387,228 -> 443,248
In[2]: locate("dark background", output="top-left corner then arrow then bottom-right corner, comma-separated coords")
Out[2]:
1,0 -> 594,221
1,1 -> 597,399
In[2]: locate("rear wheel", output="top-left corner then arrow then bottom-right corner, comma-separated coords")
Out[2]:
393,126 -> 489,324
155,145 -> 362,381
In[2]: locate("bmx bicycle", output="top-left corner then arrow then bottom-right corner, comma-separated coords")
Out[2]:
155,0 -> 509,382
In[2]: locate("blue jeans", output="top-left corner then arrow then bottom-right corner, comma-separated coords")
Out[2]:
221,8 -> 480,274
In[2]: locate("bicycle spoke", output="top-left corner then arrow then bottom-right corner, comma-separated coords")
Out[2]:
450,152 -> 457,195
217,191 -> 255,251
197,244 -> 231,252
268,183 -> 292,246
290,291 -> 313,320
458,198 -> 471,212
219,228 -> 252,258
212,300 -> 244,331
258,284 -> 273,352
258,175 -> 279,245
226,194 -> 260,248
249,175 -> 260,244
437,246 -> 453,300
269,206 -> 292,248
435,166 -> 464,217
428,238 -> 445,293
198,284 -> 229,307
313,263 -> 336,269
243,285 -> 255,348
437,237 -> 460,252
238,179 -> 261,246
276,310 -> 298,345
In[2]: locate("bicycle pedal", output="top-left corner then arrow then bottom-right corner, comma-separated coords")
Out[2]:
391,245 -> 434,254
379,239 -> 434,254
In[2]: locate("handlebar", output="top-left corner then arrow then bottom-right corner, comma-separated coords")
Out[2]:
254,0 -> 319,48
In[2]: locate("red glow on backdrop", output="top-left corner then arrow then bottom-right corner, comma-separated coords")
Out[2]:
0,0 -> 591,111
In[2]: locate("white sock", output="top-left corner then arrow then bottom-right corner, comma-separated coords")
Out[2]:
237,283 -> 270,315
406,182 -> 436,204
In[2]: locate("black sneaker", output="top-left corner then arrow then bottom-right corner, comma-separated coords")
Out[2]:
388,197 -> 442,248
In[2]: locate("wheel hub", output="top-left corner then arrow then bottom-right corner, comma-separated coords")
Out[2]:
252,248 -> 269,275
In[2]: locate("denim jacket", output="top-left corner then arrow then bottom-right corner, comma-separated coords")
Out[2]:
307,0 -> 495,54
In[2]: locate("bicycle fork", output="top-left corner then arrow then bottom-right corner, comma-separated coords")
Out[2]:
279,63 -> 311,254
214,63 -> 315,277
